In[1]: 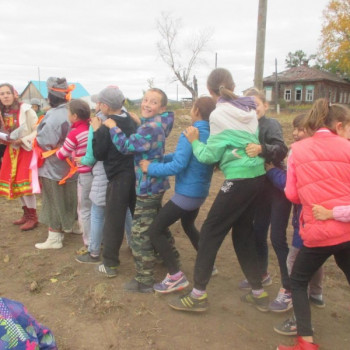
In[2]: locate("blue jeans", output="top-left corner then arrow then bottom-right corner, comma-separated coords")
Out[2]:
77,173 -> 93,246
89,204 -> 133,256
89,203 -> 105,256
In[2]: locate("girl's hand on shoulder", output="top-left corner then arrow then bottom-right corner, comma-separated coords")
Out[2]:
139,159 -> 150,173
104,118 -> 117,129
312,204 -> 333,221
245,143 -> 262,157
183,126 -> 199,143
90,116 -> 102,131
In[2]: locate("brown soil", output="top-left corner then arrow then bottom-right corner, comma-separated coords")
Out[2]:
0,113 -> 349,350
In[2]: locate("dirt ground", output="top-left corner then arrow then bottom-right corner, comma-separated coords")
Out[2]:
0,112 -> 349,350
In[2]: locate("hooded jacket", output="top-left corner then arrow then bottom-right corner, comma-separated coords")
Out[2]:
191,100 -> 265,179
109,111 -> 174,196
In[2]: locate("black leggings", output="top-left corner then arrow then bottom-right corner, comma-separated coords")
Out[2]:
193,176 -> 265,291
149,199 -> 200,274
291,240 -> 350,336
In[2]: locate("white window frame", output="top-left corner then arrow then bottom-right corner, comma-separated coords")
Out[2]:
284,89 -> 291,101
264,88 -> 272,102
295,87 -> 302,102
306,88 -> 314,102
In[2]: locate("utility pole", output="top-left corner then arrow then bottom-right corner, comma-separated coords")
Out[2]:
215,52 -> 218,68
254,0 -> 268,90
275,58 -> 280,114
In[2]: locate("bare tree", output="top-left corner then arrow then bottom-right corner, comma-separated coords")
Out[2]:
147,78 -> 155,89
156,12 -> 211,101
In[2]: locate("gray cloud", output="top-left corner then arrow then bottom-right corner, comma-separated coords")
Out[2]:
0,0 -> 330,99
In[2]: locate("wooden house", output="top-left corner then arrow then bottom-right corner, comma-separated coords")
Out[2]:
263,65 -> 350,105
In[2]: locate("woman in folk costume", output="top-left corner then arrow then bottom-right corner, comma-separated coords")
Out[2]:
34,77 -> 78,249
0,83 -> 38,231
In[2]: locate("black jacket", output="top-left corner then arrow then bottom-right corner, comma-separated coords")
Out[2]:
92,112 -> 137,181
258,115 -> 288,168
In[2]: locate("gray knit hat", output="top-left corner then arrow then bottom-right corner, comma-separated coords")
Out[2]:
30,98 -> 41,106
95,86 -> 125,110
46,77 -> 69,99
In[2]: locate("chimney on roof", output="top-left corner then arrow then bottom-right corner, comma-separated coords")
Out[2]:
302,60 -> 309,67
335,70 -> 343,78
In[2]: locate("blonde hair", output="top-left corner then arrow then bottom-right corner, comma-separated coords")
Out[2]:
244,88 -> 267,103
207,68 -> 239,100
304,98 -> 350,134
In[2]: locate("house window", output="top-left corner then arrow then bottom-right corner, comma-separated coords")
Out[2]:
264,87 -> 272,102
295,86 -> 302,101
305,85 -> 314,102
340,92 -> 343,103
284,89 -> 291,101
343,92 -> 347,104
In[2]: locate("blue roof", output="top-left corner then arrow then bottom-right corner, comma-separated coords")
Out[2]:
30,80 -> 89,98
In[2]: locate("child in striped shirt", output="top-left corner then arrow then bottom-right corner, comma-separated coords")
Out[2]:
56,99 -> 92,249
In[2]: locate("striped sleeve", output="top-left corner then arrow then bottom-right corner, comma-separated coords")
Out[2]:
56,131 -> 77,160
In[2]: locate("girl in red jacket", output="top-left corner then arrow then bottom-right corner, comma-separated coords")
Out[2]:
278,99 -> 350,350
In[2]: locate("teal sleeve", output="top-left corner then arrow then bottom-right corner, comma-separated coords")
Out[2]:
81,126 -> 96,166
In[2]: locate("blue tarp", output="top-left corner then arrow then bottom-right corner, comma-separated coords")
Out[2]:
31,80 -> 89,98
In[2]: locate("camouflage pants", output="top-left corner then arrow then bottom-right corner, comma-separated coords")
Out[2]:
131,193 -> 178,285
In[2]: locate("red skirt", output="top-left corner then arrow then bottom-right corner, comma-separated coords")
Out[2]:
0,145 -> 33,199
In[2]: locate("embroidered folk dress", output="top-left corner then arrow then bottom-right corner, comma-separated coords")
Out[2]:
0,104 -> 36,199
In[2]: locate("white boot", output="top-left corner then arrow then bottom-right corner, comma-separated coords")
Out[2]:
35,230 -> 63,249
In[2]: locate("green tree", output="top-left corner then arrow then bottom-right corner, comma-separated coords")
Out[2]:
320,0 -> 350,76
285,50 -> 316,68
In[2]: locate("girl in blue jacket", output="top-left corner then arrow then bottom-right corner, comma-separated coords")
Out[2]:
139,96 -> 216,293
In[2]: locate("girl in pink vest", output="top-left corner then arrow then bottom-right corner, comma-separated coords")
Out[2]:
278,99 -> 350,350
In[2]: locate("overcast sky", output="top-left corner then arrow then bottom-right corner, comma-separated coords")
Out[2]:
0,0 -> 330,100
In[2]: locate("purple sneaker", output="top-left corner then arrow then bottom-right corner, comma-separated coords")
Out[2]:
153,273 -> 189,294
269,288 -> 293,313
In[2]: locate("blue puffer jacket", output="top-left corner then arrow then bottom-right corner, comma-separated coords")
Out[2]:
147,120 -> 213,198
